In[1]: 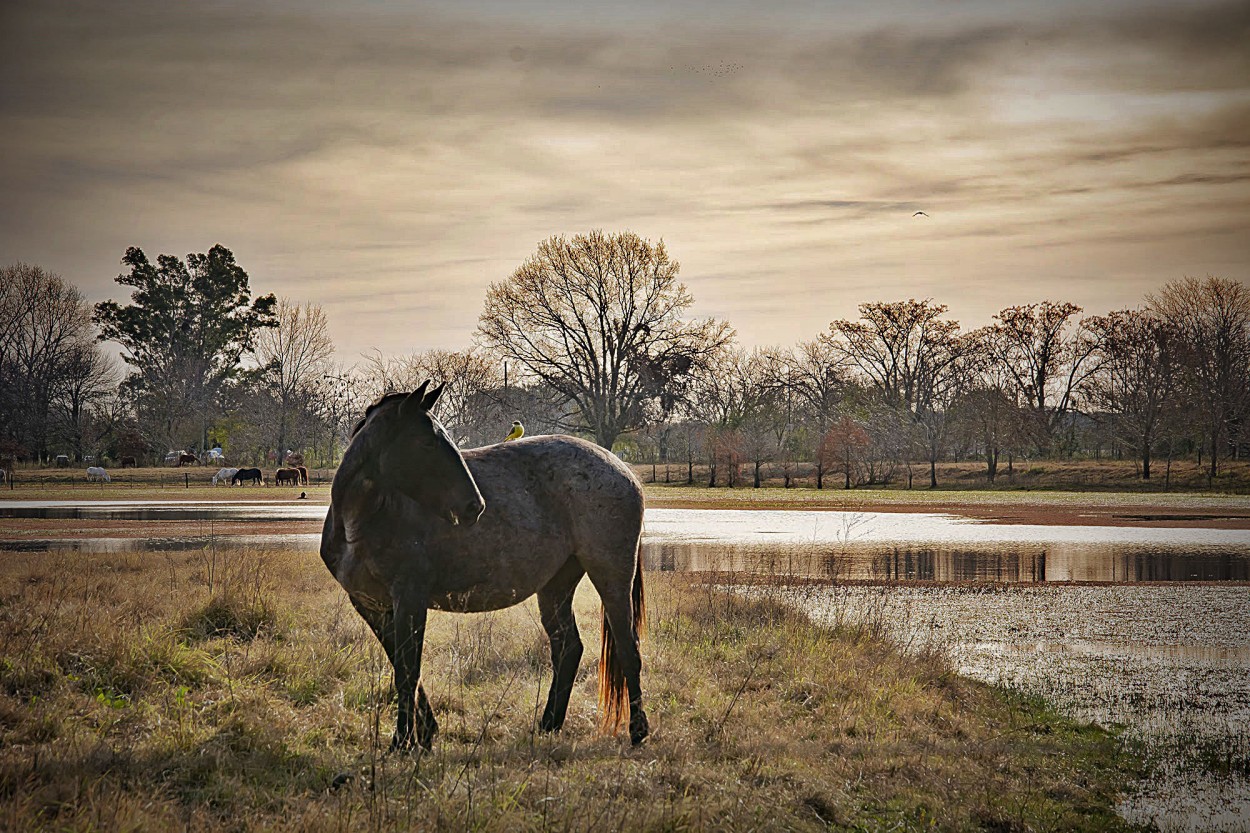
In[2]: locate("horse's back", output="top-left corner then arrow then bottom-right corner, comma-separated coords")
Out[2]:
462,435 -> 644,565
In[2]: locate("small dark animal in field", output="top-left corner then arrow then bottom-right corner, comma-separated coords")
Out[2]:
276,468 -> 301,486
176,453 -> 198,467
231,467 -> 263,486
296,465 -> 309,485
120,456 -> 138,468
321,382 -> 649,751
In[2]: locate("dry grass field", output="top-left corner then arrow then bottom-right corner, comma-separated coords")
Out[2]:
0,546 -> 1143,831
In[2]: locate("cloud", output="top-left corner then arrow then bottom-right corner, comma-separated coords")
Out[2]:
0,0 -> 1247,358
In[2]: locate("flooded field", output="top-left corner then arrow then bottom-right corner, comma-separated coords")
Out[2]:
2,499 -> 1248,828
783,584 -> 1250,832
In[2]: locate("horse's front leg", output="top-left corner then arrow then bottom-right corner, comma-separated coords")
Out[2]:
391,585 -> 434,752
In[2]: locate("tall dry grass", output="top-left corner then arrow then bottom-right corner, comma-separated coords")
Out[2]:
0,547 -> 1142,831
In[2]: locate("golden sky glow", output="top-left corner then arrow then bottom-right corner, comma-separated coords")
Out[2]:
2,1 -> 1247,359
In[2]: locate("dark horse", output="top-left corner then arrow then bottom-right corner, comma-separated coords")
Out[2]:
321,383 -> 648,750
231,467 -> 263,486
275,467 -> 301,486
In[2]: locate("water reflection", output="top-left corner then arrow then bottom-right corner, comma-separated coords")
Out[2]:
642,541 -> 1250,583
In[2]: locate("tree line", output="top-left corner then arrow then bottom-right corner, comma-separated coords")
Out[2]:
2,231 -> 1247,486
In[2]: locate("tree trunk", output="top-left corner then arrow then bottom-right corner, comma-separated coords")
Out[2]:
595,423 -> 618,451
1141,442 -> 1151,480
1209,432 -> 1219,480
815,460 -> 824,490
753,461 -> 761,488
986,447 -> 998,483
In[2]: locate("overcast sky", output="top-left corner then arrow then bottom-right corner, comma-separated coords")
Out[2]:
2,0 -> 1247,361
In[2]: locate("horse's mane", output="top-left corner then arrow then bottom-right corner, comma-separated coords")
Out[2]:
350,392 -> 408,438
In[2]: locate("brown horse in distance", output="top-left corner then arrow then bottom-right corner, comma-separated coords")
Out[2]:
321,382 -> 649,751
276,468 -> 301,486
296,465 -> 309,485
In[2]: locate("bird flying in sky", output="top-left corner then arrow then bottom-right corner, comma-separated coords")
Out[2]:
504,420 -> 524,442
913,211 -> 929,217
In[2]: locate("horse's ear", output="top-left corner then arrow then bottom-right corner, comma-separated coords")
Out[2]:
400,381 -> 431,418
422,383 -> 445,411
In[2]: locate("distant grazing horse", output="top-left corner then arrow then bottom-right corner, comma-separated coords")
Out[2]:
321,382 -> 648,751
231,467 -> 263,486
86,466 -> 111,482
120,456 -> 138,468
296,465 -> 309,485
176,453 -> 199,467
276,468 -> 301,486
212,467 -> 239,486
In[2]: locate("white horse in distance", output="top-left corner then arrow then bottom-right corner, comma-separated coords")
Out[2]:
86,466 -> 111,482
212,467 -> 240,485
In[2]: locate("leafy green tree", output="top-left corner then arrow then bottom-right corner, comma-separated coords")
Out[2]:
93,245 -> 277,452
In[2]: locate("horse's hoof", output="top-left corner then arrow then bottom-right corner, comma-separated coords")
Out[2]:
629,713 -> 650,746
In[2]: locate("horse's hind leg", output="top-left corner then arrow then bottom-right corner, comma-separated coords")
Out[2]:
589,567 -> 649,746
537,558 -> 586,733
349,598 -> 438,750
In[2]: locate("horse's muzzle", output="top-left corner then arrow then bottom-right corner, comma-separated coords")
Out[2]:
448,497 -> 485,527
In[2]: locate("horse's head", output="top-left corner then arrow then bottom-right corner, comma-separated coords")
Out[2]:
377,382 -> 485,528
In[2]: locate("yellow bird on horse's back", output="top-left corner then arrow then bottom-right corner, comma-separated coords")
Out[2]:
504,420 -> 524,442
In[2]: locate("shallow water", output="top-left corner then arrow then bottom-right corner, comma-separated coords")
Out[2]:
785,584 -> 1250,832
3,503 -> 1247,583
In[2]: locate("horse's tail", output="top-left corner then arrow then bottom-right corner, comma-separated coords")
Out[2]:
599,542 -> 645,734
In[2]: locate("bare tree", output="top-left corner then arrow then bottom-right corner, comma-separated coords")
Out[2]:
253,299 -> 335,463
685,346 -> 749,487
1084,309 -> 1183,480
478,230 -> 733,449
782,338 -> 848,488
358,348 -> 507,447
973,301 -> 1101,455
1147,276 -> 1250,479
52,339 -> 118,462
0,264 -> 100,462
826,300 -> 966,486
952,384 -> 1025,483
